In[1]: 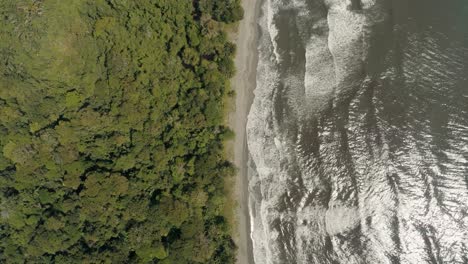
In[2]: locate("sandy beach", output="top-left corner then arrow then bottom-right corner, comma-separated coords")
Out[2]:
227,0 -> 261,263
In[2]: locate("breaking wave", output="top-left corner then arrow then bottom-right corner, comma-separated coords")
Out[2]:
247,0 -> 468,263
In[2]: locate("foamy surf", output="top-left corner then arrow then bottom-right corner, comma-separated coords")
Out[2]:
247,0 -> 468,263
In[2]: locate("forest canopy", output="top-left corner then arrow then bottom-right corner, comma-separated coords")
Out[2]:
0,0 -> 243,263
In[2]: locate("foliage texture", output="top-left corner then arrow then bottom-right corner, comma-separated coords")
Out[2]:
0,0 -> 242,263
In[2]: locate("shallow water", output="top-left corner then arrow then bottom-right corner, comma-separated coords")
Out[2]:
247,0 -> 468,263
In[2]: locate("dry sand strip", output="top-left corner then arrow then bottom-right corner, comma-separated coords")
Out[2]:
227,0 -> 261,263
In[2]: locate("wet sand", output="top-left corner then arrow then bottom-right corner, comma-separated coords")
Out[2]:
227,0 -> 261,263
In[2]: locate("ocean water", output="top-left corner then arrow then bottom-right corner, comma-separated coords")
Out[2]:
246,0 -> 468,263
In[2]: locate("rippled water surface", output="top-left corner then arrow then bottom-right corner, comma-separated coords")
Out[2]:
247,0 -> 468,263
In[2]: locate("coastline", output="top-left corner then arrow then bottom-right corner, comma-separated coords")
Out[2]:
227,0 -> 261,263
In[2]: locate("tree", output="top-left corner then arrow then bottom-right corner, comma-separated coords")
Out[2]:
0,0 -> 241,262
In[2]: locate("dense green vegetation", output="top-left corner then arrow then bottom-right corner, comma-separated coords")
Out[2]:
0,0 -> 243,263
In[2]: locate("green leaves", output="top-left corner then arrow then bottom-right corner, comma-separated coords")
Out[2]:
199,0 -> 244,23
94,17 -> 117,37
65,91 -> 84,108
136,243 -> 168,262
2,141 -> 17,163
0,0 -> 241,263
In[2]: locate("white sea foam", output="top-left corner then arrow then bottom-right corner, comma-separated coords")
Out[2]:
247,0 -> 468,263
247,1 -> 282,262
249,0 -> 382,259
266,0 -> 280,64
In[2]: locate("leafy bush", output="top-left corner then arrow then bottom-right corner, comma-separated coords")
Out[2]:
0,0 -> 241,263
199,0 -> 244,23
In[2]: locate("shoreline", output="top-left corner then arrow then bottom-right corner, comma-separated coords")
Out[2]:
227,0 -> 261,263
